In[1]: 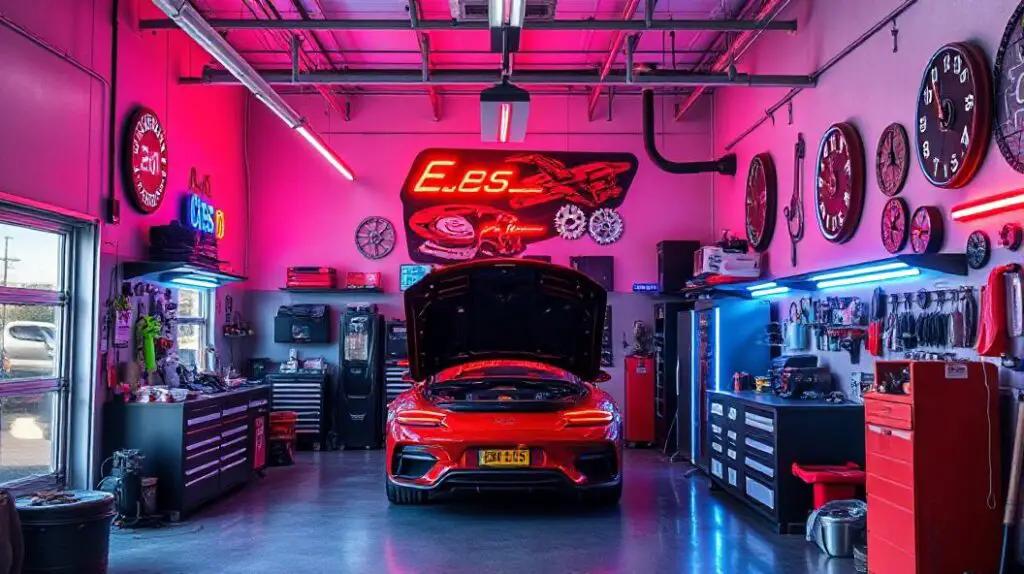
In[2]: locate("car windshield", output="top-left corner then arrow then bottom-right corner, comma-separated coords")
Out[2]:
433,360 -> 578,384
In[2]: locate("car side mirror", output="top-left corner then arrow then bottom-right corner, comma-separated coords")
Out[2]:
592,370 -> 612,384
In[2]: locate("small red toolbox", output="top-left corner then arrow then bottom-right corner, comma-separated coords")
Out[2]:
345,272 -> 382,290
287,267 -> 337,288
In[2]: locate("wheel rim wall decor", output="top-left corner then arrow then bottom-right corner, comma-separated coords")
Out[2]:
355,216 -> 397,259
876,123 -> 910,197
881,197 -> 909,254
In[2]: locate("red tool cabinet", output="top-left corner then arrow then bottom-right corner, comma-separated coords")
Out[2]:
624,355 -> 655,445
866,361 -> 1001,574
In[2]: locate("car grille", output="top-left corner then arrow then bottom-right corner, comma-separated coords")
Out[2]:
392,446 -> 438,480
575,447 -> 618,483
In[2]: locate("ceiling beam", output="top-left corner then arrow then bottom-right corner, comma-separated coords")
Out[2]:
191,68 -> 815,87
140,17 -> 797,32
586,0 -> 642,122
408,0 -> 441,121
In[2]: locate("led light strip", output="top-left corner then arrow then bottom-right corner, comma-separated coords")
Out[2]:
498,103 -> 512,144
816,267 -> 920,289
951,188 -> 1024,221
745,282 -> 777,292
809,262 -> 909,282
750,286 -> 790,298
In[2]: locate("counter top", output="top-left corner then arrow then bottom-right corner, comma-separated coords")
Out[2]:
708,390 -> 864,409
129,384 -> 269,407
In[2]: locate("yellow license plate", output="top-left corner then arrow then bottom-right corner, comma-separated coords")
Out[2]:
479,449 -> 530,467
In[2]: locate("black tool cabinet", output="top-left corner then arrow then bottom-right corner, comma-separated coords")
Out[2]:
654,301 -> 690,453
114,386 -> 270,520
266,372 -> 332,450
705,390 -> 864,533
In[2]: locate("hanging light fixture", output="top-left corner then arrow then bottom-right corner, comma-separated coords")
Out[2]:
481,80 -> 530,143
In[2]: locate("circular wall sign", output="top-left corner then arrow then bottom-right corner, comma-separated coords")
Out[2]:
910,206 -> 944,254
126,108 -> 168,213
876,123 -> 910,196
995,1 -> 1024,173
881,197 -> 909,254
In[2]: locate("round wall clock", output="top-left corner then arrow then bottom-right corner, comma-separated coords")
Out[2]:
966,230 -> 992,269
881,197 -> 909,254
815,122 -> 866,244
995,1 -> 1024,173
745,153 -> 778,252
876,123 -> 910,196
125,107 -> 168,213
1001,222 -> 1023,250
915,42 -> 993,188
910,206 -> 944,254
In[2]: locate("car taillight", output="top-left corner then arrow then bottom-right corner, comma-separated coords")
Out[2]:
563,409 -> 614,427
395,410 -> 446,427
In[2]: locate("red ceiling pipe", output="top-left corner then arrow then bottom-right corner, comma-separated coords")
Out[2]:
585,0 -> 641,121
673,0 -> 791,122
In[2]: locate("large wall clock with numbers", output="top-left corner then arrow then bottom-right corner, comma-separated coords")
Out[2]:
915,42 -> 993,188
995,1 -> 1024,173
814,122 -> 865,244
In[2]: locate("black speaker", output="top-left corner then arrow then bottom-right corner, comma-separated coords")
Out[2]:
657,241 -> 700,293
569,256 -> 614,291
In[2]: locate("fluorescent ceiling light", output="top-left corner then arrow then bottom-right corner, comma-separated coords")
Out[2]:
509,0 -> 525,27
750,286 -> 790,297
170,277 -> 220,289
488,0 -> 505,27
296,126 -> 356,181
746,282 -> 777,292
809,262 -> 909,282
816,268 -> 920,289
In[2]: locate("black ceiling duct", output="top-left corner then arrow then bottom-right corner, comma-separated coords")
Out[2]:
642,89 -> 736,176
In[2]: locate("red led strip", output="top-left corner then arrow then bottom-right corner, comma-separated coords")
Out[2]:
411,159 -> 541,194
951,188 -> 1024,221
498,103 -> 512,144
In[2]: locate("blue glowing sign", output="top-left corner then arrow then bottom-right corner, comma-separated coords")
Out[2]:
632,282 -> 659,293
181,194 -> 225,239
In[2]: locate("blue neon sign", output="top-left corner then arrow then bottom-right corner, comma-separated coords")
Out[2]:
181,194 -> 225,239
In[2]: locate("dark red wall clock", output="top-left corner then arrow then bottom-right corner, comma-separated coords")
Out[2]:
814,122 -> 865,244
910,205 -> 944,254
745,153 -> 777,252
125,107 -> 168,213
915,42 -> 993,188
995,2 -> 1024,173
876,123 -> 909,196
881,197 -> 909,254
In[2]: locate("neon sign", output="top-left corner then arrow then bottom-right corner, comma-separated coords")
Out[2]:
181,168 -> 226,239
412,160 -> 541,194
401,148 -> 638,264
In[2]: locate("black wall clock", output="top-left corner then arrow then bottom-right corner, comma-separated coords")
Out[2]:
881,197 -> 909,254
995,1 -> 1024,173
745,153 -> 777,252
966,230 -> 992,269
876,123 -> 910,196
915,42 -> 993,188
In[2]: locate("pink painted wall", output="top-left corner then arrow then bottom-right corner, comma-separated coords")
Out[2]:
712,0 -> 1021,277
245,92 -> 716,292
0,0 -> 249,270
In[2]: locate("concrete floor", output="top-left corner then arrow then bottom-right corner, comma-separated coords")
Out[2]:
109,450 -> 855,574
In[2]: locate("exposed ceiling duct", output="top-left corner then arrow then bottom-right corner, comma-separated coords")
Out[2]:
642,90 -> 736,175
452,0 -> 556,22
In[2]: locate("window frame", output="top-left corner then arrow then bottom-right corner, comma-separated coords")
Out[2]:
0,209 -> 78,492
176,288 -> 215,371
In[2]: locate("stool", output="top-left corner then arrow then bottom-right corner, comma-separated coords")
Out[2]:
791,462 -> 866,509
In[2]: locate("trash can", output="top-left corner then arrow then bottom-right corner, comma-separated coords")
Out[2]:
16,490 -> 116,574
806,499 -> 867,558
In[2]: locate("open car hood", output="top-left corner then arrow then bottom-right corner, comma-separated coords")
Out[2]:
404,259 -> 607,382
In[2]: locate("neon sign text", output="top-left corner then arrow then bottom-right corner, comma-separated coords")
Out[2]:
183,194 -> 226,239
412,160 -> 541,194
479,222 -> 546,236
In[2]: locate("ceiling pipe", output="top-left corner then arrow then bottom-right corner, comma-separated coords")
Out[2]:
140,17 -> 797,32
673,0 -> 793,121
586,0 -> 641,121
642,90 -> 736,175
193,68 -> 815,87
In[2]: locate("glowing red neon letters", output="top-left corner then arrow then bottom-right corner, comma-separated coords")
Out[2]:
411,160 -> 541,194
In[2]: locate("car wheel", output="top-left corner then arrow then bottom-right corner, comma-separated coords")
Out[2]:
581,482 -> 622,506
386,480 -> 428,505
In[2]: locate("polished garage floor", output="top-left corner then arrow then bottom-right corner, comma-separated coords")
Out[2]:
109,450 -> 854,574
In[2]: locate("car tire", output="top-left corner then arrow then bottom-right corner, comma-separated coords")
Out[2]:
386,480 -> 428,505
581,482 -> 622,506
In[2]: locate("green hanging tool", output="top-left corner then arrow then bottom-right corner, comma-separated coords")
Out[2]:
137,316 -> 161,373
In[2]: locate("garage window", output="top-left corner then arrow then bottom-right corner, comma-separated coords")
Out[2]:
176,288 -> 213,370
0,214 -> 72,487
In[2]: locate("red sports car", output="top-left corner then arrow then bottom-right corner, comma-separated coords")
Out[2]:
386,259 -> 622,505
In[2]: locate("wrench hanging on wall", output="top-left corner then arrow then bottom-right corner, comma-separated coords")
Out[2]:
783,133 -> 806,267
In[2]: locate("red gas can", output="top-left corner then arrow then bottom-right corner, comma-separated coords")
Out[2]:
624,356 -> 655,445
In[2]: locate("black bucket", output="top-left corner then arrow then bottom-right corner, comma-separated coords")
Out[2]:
15,490 -> 116,574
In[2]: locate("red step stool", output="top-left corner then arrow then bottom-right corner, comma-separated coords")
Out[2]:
791,462 -> 865,509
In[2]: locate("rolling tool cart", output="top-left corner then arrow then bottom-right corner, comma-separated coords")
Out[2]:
384,319 -> 411,404
267,372 -> 331,451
